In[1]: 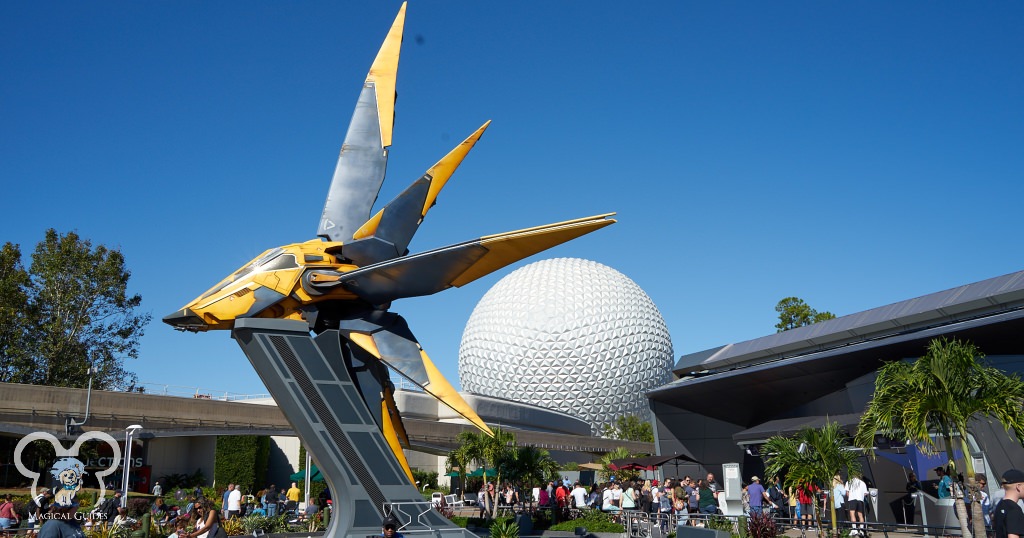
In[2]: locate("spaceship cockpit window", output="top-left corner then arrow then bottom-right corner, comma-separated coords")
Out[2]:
261,254 -> 298,272
198,248 -> 297,301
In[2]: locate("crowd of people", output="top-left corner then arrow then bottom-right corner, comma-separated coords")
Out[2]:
471,472 -> 732,523
490,466 -> 1024,538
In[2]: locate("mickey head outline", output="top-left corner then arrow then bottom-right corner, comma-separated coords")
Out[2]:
15,431 -> 121,503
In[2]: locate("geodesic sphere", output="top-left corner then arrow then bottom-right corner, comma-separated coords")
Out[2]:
458,258 -> 674,434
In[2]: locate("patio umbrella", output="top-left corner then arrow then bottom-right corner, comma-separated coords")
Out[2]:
290,465 -> 325,482
609,453 -> 701,473
467,468 -> 497,478
609,458 -> 656,471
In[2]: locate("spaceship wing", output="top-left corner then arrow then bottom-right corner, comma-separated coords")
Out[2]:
307,213 -> 615,305
338,313 -> 493,436
317,3 -> 406,243
342,121 -> 491,266
380,382 -> 415,483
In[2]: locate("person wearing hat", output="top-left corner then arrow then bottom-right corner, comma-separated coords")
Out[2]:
935,467 -> 953,499
748,476 -> 767,514
994,469 -> 1024,538
380,517 -> 404,538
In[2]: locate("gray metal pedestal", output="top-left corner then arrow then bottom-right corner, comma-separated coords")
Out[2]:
233,318 -> 477,538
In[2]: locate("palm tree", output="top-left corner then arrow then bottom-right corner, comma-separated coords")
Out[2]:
763,420 -> 862,537
503,446 -> 560,493
483,428 -> 516,518
445,444 -> 470,498
598,447 -> 640,483
452,428 -> 516,518
854,337 -> 1024,538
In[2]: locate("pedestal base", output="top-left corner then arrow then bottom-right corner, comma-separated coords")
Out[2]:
233,318 -> 477,538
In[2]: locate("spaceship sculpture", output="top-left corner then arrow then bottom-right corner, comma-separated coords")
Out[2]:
165,3 -> 613,532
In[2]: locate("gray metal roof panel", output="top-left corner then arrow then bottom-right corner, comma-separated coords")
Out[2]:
686,269 -> 1024,372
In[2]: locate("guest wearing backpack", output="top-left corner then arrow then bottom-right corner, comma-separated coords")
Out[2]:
30,491 -> 55,530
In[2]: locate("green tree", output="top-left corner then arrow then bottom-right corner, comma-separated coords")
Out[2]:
445,443 -> 471,496
450,428 -> 516,518
598,447 -> 640,483
482,428 -> 516,518
0,243 -> 31,383
763,421 -> 861,536
600,414 -> 655,443
853,338 -> 1024,538
502,446 -> 560,490
775,297 -> 835,332
0,230 -> 150,389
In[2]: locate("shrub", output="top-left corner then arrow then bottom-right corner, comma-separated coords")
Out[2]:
490,518 -> 519,538
241,514 -> 276,535
548,510 -> 624,533
201,487 -> 217,503
158,474 -> 191,491
411,469 -> 438,490
708,515 -> 734,532
221,517 -> 246,536
746,512 -> 779,538
127,498 -> 150,518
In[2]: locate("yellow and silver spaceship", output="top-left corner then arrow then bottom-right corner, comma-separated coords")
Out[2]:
164,2 -> 613,479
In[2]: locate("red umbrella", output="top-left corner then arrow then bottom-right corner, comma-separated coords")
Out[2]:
609,458 -> 656,471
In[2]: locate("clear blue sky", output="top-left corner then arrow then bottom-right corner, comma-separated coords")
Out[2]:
2,1 -> 1022,397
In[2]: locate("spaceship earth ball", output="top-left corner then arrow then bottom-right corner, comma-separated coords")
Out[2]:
458,258 -> 674,434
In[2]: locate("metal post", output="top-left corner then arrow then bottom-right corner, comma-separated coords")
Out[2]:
917,492 -> 928,538
304,450 -> 312,509
121,425 -> 142,507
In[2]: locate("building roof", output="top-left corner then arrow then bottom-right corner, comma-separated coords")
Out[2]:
675,269 -> 1024,374
651,269 -> 1024,426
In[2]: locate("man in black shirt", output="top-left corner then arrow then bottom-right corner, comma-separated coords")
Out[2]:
994,469 -> 1024,538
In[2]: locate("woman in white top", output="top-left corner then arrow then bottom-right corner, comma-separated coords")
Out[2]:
846,476 -> 868,536
111,507 -> 132,529
185,500 -> 220,538
622,482 -> 637,510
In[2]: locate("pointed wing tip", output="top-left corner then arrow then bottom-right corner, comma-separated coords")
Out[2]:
466,120 -> 492,142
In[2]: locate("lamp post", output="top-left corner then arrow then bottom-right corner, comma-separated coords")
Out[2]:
65,366 -> 97,436
121,425 -> 142,507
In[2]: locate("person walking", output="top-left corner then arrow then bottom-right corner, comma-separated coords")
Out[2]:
227,486 -> 242,519
221,485 -> 233,520
0,494 -> 19,530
